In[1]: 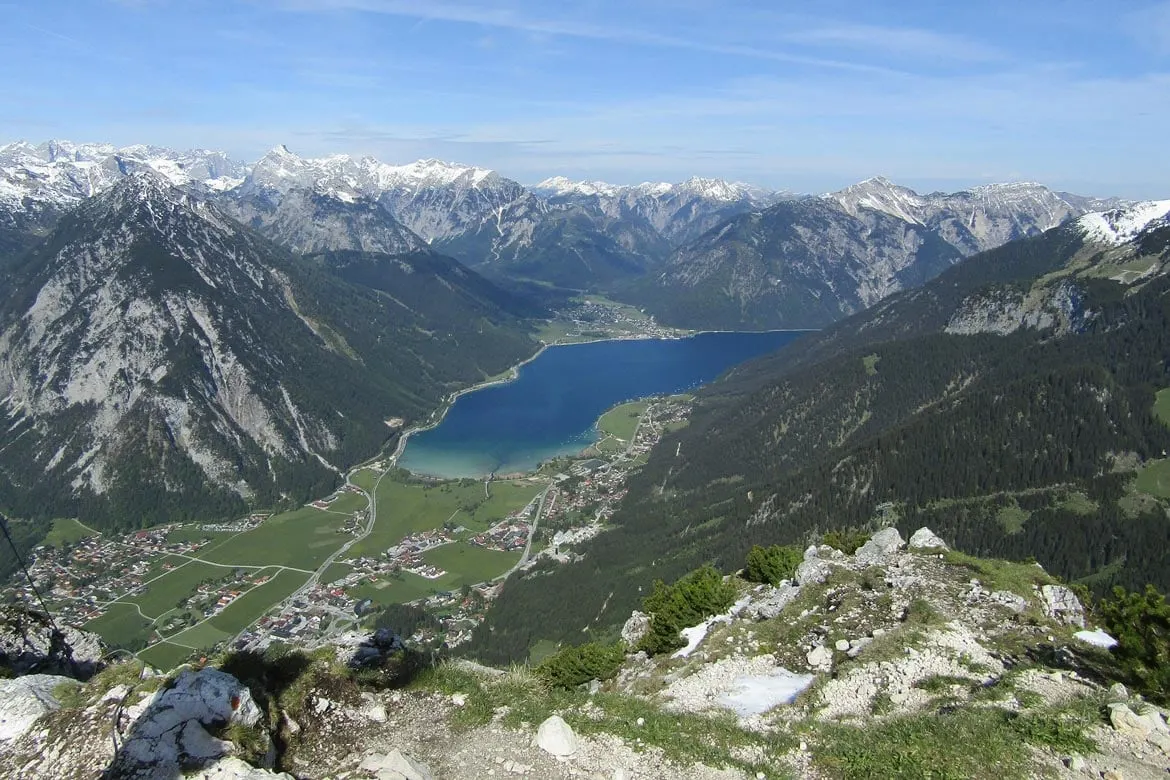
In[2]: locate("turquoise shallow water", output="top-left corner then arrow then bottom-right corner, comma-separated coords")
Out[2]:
397,330 -> 805,478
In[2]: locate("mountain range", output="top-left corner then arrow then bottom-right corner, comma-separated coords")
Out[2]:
0,136 -> 1161,564
0,140 -> 1130,312
467,196 -> 1170,662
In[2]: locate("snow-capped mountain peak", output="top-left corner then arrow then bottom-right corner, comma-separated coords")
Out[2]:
828,176 -> 928,225
532,176 -> 621,198
1077,200 -> 1170,245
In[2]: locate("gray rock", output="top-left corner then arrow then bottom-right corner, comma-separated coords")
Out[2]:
908,527 -> 948,550
110,668 -> 265,776
332,628 -> 405,669
1108,682 -> 1130,701
795,558 -> 833,586
360,750 -> 433,780
0,607 -> 106,678
1039,585 -> 1085,628
534,714 -> 578,756
620,611 -> 651,646
1063,756 -> 1086,772
854,528 -> 906,565
1148,731 -> 1170,754
834,639 -> 851,652
190,757 -> 292,779
745,583 -> 800,620
806,645 -> 832,670
1109,703 -> 1152,738
0,673 -> 78,742
989,590 -> 1028,613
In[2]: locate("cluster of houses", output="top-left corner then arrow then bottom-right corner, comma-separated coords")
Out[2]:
9,525 -> 210,626
199,513 -> 268,533
469,518 -> 529,552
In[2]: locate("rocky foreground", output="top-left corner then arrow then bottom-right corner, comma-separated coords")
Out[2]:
1,528 -> 1167,779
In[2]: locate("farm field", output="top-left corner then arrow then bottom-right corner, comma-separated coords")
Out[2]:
349,477 -> 542,558
83,603 -> 153,651
1136,458 -> 1170,499
42,518 -> 97,547
423,542 -> 519,584
197,506 -> 348,569
125,560 -> 234,619
137,641 -> 198,671
597,400 -> 650,443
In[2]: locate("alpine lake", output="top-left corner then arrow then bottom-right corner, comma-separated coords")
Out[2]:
398,330 -> 806,478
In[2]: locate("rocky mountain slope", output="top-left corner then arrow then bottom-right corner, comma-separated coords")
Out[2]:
533,176 -> 791,247
2,138 -> 1127,308
1,528 -> 1165,779
825,177 -> 1127,257
0,171 -> 537,529
627,198 -> 963,329
470,199 -> 1170,662
627,179 -> 1132,330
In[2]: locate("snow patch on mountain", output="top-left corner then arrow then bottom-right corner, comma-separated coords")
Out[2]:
1077,200 -> 1170,245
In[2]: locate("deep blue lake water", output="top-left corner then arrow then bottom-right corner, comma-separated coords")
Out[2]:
397,330 -> 805,478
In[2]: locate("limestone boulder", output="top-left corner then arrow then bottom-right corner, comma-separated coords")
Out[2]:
359,749 -> 433,780
853,528 -> 905,565
1039,585 -> 1085,628
908,527 -> 948,550
534,714 -> 578,757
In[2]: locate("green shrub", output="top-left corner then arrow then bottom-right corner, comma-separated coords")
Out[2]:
535,641 -> 625,689
1100,584 -> 1170,703
638,565 -> 737,655
822,529 -> 871,555
744,544 -> 803,585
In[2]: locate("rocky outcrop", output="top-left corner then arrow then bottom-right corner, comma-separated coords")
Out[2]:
853,527 -> 905,565
0,674 -> 77,743
333,628 -> 405,669
620,611 -> 651,647
1039,584 -> 1086,627
0,607 -> 105,679
907,527 -> 948,550
108,668 -> 267,778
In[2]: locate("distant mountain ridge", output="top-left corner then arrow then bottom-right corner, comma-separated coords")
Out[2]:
1,138 -> 1142,316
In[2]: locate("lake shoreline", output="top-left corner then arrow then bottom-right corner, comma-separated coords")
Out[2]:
390,328 -> 812,477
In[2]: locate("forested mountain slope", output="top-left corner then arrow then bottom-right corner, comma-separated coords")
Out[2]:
468,204 -> 1170,664
0,172 -> 538,542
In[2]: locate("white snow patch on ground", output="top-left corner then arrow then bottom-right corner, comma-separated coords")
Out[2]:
716,670 -> 815,716
672,595 -> 752,659
1074,628 -> 1118,648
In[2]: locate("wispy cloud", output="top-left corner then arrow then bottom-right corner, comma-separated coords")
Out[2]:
272,0 -> 911,75
778,24 -> 1005,63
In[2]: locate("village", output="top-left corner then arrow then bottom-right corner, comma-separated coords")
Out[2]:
0,394 -> 693,662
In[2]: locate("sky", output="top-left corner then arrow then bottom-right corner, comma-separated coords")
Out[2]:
2,0 -> 1169,197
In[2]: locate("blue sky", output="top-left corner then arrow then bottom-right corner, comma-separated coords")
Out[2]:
3,0 -> 1169,196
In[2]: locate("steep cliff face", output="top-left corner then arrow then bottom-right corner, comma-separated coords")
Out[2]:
0,172 -> 536,526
